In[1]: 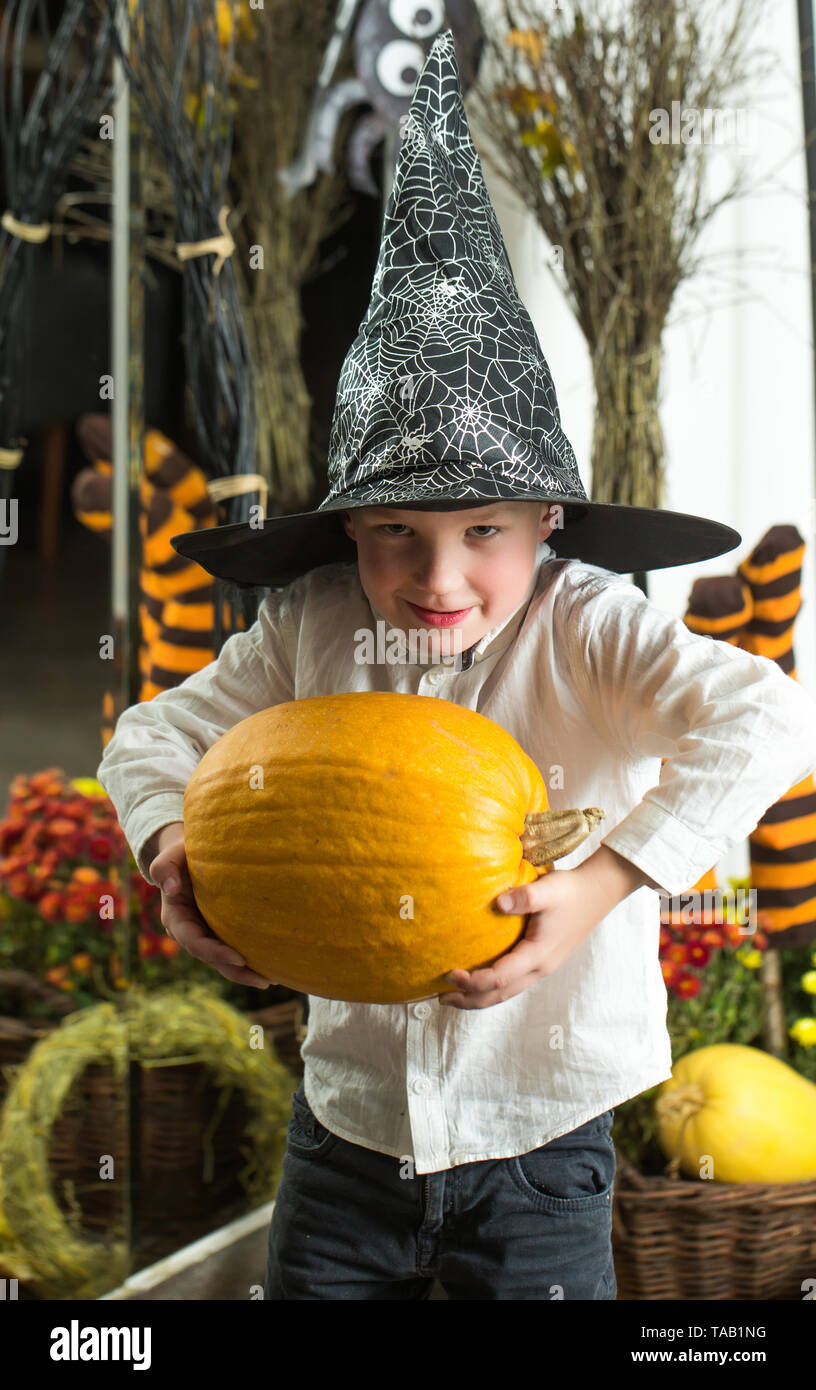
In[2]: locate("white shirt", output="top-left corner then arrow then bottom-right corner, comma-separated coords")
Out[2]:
96,544 -> 816,1174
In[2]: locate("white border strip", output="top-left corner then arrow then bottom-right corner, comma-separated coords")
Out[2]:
99,1201 -> 275,1299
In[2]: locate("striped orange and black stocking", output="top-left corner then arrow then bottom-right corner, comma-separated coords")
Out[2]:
668,574 -> 756,914
736,525 -> 816,946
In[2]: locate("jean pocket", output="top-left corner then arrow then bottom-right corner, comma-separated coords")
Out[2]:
286,1084 -> 340,1159
511,1112 -> 616,1210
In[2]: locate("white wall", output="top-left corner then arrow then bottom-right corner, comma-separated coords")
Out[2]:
471,0 -> 815,881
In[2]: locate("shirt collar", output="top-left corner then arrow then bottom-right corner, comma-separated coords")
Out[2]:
365,540 -> 555,671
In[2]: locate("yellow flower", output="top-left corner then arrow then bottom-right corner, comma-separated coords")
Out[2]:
736,948 -> 762,969
789,1017 -> 816,1047
505,27 -> 547,67
71,777 -> 107,798
216,1 -> 256,48
801,970 -> 816,995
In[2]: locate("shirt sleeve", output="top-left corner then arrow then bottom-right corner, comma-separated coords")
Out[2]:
96,585 -> 299,884
561,570 -> 816,897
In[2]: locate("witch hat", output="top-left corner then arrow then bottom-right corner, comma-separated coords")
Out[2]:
171,28 -> 740,590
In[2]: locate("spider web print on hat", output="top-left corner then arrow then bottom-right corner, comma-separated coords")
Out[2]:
318,28 -> 587,510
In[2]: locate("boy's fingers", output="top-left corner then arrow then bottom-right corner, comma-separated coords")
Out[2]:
495,876 -> 556,915
452,936 -> 544,994
165,911 -> 276,988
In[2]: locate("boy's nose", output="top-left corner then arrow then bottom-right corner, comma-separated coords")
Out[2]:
411,550 -> 465,591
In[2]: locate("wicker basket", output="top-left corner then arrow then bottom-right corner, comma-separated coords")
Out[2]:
612,1149 -> 816,1300
0,980 -> 306,1277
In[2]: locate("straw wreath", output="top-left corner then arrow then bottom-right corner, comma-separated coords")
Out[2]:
0,982 -> 294,1299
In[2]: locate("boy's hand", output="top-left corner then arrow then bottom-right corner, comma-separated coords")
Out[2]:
439,845 -> 651,1010
149,824 -> 276,990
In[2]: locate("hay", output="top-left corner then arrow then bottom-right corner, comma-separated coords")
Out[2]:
0,982 -> 294,1299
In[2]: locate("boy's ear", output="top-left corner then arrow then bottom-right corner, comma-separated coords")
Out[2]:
539,504 -> 556,542
340,509 -> 355,540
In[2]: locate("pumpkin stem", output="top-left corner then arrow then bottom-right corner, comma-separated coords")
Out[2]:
520,807 -> 605,865
655,1084 -> 706,1181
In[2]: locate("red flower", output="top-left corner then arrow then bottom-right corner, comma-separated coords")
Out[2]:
87,834 -> 114,863
138,933 -> 160,958
6,869 -> 35,899
665,942 -> 690,965
0,818 -> 27,853
686,942 -> 711,968
699,928 -> 725,948
659,925 -> 673,951
673,972 -> 702,998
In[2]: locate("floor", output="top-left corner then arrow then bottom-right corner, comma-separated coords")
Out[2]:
108,1210 -> 449,1300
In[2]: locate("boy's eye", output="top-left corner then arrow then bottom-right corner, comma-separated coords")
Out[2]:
377,524 -> 499,538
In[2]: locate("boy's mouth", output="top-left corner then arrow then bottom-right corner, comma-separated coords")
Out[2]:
404,601 -> 474,626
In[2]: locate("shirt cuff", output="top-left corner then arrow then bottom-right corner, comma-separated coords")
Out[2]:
601,799 -> 724,898
123,794 -> 187,884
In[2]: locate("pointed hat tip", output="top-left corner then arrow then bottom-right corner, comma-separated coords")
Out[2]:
408,24 -> 462,127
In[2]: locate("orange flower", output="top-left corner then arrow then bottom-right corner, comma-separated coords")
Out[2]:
699,928 -> 725,947
665,942 -> 690,965
660,959 -> 681,988
38,890 -> 65,920
158,937 -> 180,958
47,817 -> 81,837
30,769 -> 65,793
63,894 -> 92,922
45,964 -> 68,985
724,921 -> 751,947
72,866 -> 101,884
70,953 -> 93,976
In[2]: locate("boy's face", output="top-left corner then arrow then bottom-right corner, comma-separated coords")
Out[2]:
340,500 -> 554,651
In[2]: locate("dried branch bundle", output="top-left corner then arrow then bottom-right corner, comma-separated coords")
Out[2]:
469,0 -> 770,508
227,0 -> 356,509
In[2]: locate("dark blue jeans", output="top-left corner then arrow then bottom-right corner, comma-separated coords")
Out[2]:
263,1079 -> 617,1300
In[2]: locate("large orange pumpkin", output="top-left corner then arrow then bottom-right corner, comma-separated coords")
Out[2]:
182,692 -> 603,1003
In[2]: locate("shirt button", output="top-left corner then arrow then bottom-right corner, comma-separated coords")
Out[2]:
412,1077 -> 431,1094
412,1002 -> 431,1018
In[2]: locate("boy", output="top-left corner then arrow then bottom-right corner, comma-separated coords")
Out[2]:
97,33 -> 816,1299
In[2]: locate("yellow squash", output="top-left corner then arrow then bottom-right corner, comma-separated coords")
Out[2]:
656,1043 -> 816,1182
182,691 -> 603,1003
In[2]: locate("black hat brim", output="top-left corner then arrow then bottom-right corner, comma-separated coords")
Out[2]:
170,495 -> 740,589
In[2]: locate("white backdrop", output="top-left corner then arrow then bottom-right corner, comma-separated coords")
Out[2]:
471,0 -> 815,880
